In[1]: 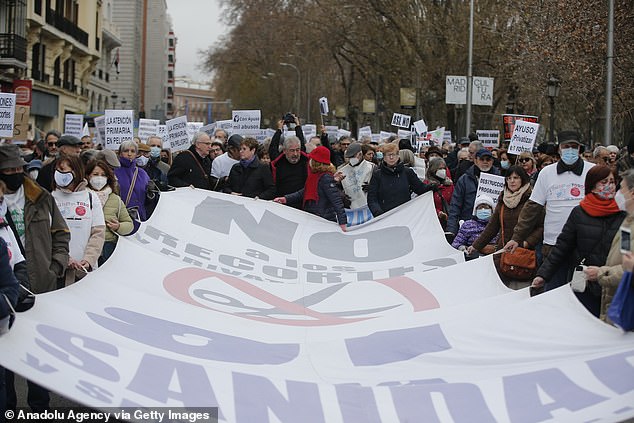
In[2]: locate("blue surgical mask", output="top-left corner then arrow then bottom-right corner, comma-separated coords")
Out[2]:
150,146 -> 161,159
500,160 -> 510,169
560,148 -> 579,165
376,152 -> 384,160
476,209 -> 491,220
136,156 -> 149,167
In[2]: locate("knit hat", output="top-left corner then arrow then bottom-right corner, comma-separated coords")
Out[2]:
344,142 -> 362,158
474,194 -> 494,210
309,146 -> 331,164
0,144 -> 27,170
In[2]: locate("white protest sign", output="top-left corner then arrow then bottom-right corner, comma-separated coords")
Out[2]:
319,97 -> 329,115
186,122 -> 204,143
265,128 -> 276,139
508,120 -> 540,155
371,133 -> 381,144
430,127 -> 445,145
325,126 -> 339,139
446,75 -> 467,104
138,118 -> 160,142
477,130 -> 500,148
358,126 -> 372,139
237,129 -> 269,144
397,129 -> 412,139
104,109 -> 134,150
165,115 -> 189,152
443,130 -> 452,144
215,119 -> 233,135
474,173 -> 506,213
232,110 -> 260,132
379,131 -> 392,142
337,129 -> 351,139
199,123 -> 216,138
473,77 -> 494,106
157,125 -> 167,146
64,114 -> 84,138
302,124 -> 317,140
413,119 -> 428,135
82,122 -> 90,137
391,113 -> 411,128
94,115 -> 105,146
0,93 -> 16,138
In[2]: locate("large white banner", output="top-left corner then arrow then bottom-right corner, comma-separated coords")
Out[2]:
0,191 -> 633,423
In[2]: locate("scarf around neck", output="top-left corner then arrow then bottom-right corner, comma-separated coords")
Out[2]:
94,186 -> 112,208
502,183 -> 531,209
579,192 -> 621,217
303,170 -> 331,206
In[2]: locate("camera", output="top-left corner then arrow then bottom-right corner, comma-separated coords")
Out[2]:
283,113 -> 295,125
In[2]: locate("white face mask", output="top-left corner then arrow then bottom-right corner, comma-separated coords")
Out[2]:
54,170 -> 74,188
90,176 -> 108,191
349,157 -> 360,166
435,169 -> 447,179
136,156 -> 149,167
29,169 -> 39,180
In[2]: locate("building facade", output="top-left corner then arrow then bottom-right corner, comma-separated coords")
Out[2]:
174,77 -> 231,124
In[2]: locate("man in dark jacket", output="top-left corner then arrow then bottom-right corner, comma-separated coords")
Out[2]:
0,144 -> 70,412
447,148 -> 501,235
168,132 -> 213,190
367,144 -> 435,216
270,134 -> 309,202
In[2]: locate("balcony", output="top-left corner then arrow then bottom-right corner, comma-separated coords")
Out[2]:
45,8 -> 88,46
0,34 -> 27,64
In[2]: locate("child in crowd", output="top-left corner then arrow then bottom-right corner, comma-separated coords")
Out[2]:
451,194 -> 497,254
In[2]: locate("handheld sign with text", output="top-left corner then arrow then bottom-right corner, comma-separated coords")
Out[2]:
477,130 -> 500,148
104,109 -> 134,150
325,126 -> 338,140
358,126 -> 372,139
473,173 -> 506,213
215,119 -> 233,135
94,115 -> 105,146
302,124 -> 317,140
337,129 -> 351,139
319,97 -> 329,115
0,93 -> 17,138
11,105 -> 30,142
157,125 -> 168,148
64,114 -> 84,138
503,114 -> 539,142
232,110 -> 260,132
199,123 -> 216,138
391,113 -> 411,129
138,118 -> 160,142
166,116 -> 189,152
413,119 -> 428,135
507,120 -> 540,155
186,122 -> 204,141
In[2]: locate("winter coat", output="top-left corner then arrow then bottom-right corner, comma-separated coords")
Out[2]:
451,217 -> 493,249
100,191 -> 134,242
285,174 -> 347,224
0,238 -> 18,320
4,177 -> 69,294
225,157 -> 276,200
446,165 -> 501,234
424,176 -> 454,216
115,157 -> 151,222
144,158 -> 170,185
168,145 -> 212,190
367,161 -> 434,217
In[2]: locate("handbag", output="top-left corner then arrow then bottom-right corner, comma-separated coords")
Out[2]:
499,205 -> 537,280
607,271 -> 634,331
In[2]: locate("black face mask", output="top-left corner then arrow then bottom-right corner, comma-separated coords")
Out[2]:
0,172 -> 24,192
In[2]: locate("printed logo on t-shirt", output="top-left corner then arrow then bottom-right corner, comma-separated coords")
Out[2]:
570,186 -> 581,197
76,205 -> 86,216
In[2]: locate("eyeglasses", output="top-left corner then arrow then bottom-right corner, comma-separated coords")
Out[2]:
198,141 -> 213,146
47,142 -> 57,147
385,153 -> 398,159
518,158 -> 532,163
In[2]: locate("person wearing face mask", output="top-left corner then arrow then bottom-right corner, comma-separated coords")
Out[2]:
504,131 -> 595,292
0,144 -> 69,413
25,159 -> 42,181
85,160 -> 134,265
529,165 -> 625,316
498,150 -> 512,176
144,136 -> 170,186
451,195 -> 497,256
446,148 -> 501,236
37,134 -> 83,192
337,143 -> 376,225
424,157 -> 454,230
115,141 -> 151,233
583,169 -> 634,323
52,154 -> 105,286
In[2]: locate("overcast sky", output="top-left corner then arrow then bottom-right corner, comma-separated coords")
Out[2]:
165,0 -> 225,82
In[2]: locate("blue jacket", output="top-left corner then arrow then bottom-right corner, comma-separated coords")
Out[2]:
0,238 -> 18,319
286,174 -> 347,224
367,161 -> 434,217
447,165 -> 500,234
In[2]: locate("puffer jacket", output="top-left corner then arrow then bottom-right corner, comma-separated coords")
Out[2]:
451,217 -> 494,249
447,165 -> 501,234
538,205 -> 626,282
101,191 -> 134,242
225,157 -> 276,200
367,161 -> 434,217
285,174 -> 347,224
596,214 -> 634,322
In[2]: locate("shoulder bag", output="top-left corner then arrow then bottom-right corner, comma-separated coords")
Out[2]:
499,204 -> 537,280
124,168 -> 140,222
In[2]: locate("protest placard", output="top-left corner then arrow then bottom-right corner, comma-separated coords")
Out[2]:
325,126 -> 338,139
11,105 -> 29,142
138,118 -> 160,142
358,126 -> 372,139
319,97 -> 329,115
232,110 -> 260,132
413,119 -> 428,135
337,129 -> 351,139
371,133 -> 381,144
477,130 -> 500,148
302,124 -> 317,140
166,116 -> 189,152
237,129 -> 269,144
380,131 -> 392,142
94,115 -> 105,146
104,109 -> 134,150
157,125 -> 168,148
443,130 -> 452,144
391,113 -> 411,128
507,120 -> 540,155
503,114 -> 538,142
64,114 -> 84,138
186,122 -> 203,142
473,173 -> 506,213
0,93 -> 16,138
397,129 -> 412,139
429,127 -> 445,145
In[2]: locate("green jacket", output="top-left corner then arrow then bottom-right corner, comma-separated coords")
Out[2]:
102,191 -> 134,242
20,178 -> 70,293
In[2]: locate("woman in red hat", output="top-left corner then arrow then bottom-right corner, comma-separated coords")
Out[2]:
274,146 -> 347,231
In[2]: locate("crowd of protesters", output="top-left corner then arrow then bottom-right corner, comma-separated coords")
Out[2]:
1,113 -> 634,414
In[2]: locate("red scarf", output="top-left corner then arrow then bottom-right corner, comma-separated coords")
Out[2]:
579,193 -> 621,217
303,171 -> 331,206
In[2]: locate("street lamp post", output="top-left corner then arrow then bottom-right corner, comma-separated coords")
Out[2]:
110,92 -> 118,109
280,62 -> 300,117
547,76 -> 561,143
